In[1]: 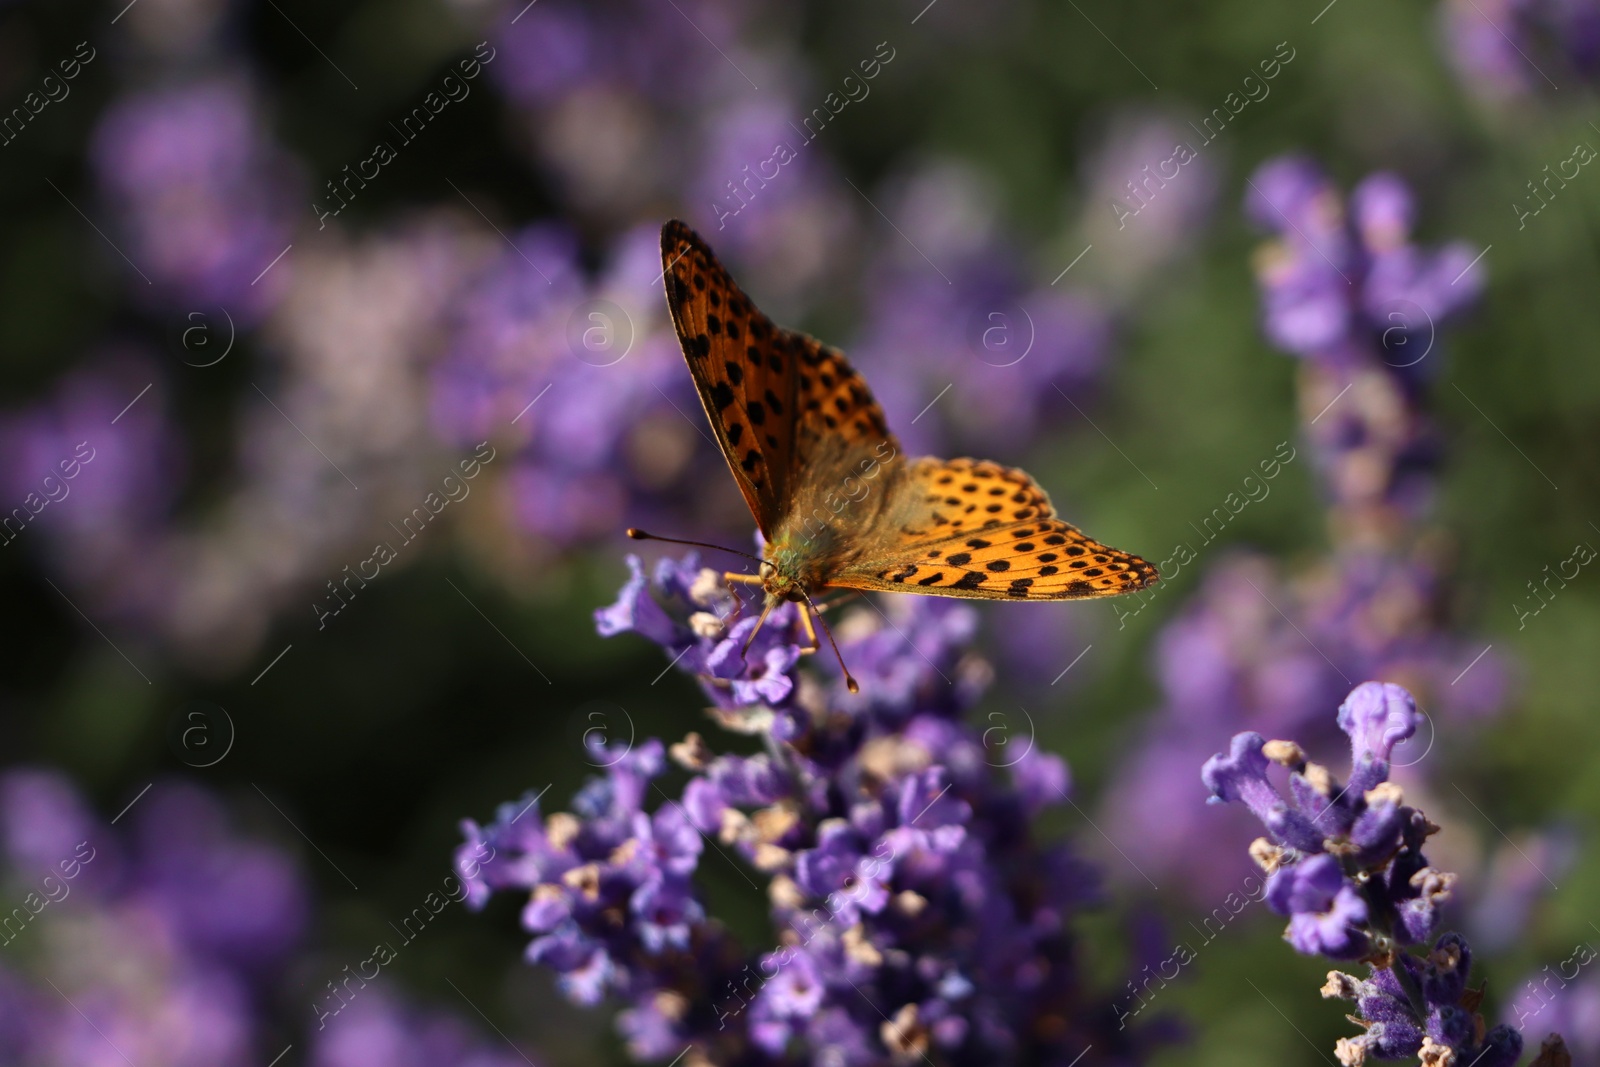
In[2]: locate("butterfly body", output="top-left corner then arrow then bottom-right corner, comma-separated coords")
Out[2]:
656,220 -> 1158,625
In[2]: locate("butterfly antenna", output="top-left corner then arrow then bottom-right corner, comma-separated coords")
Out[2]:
800,590 -> 859,694
626,528 -> 765,567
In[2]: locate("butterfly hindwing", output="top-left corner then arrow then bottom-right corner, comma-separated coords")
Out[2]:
827,458 -> 1158,599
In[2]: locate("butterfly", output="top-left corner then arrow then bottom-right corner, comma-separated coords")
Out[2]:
631,220 -> 1158,691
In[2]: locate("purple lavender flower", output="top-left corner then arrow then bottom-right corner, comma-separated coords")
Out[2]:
0,358 -> 180,540
462,555 -> 1173,1064
1470,828 -> 1577,953
1504,962 -> 1600,1063
1247,156 -> 1482,374
1337,681 -> 1421,788
1202,684 -> 1539,1066
594,551 -> 804,710
491,0 -> 746,107
308,989 -> 535,1067
125,781 -> 310,972
1102,160 -> 1505,902
0,770 -> 306,1066
0,356 -> 185,628
1103,551 -> 1505,901
1077,112 -> 1221,297
430,223 -> 742,549
0,770 -> 100,875
456,733 -> 752,1028
1441,0 -> 1600,100
0,767 -> 541,1065
91,79 -> 302,320
682,90 -> 863,306
488,0 -> 756,220
850,162 -> 1114,458
1265,853 -> 1370,956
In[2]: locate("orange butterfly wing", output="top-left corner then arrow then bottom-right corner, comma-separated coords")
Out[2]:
659,220 -> 1156,602
660,220 -> 897,536
828,457 -> 1159,599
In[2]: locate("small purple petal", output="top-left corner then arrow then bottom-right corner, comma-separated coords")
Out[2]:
1202,732 -> 1324,852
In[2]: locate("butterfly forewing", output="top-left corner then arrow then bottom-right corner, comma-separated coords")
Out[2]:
661,221 -> 799,537
660,221 -> 900,538
784,329 -> 898,459
827,458 -> 1158,600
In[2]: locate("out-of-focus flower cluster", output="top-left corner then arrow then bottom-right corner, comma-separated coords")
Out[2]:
1244,156 -> 1482,542
93,78 -> 302,322
0,770 -> 304,1064
457,553 -> 1173,1065
846,162 -> 1114,458
0,769 -> 534,1065
428,225 -> 739,551
1440,0 -> 1600,101
1102,158 -> 1508,904
1203,682 -> 1559,1067
308,990 -> 534,1067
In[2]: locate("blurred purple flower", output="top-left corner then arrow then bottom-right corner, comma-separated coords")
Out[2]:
0,770 -> 99,875
126,781 -> 309,972
1504,964 -> 1600,1062
491,0 -> 745,107
1247,157 -> 1482,373
488,0 -> 756,219
1469,827 -> 1577,953
0,769 -> 531,1065
0,771 -> 304,1066
851,162 -> 1114,458
92,79 -> 302,320
309,991 -> 536,1067
431,223 -> 738,549
0,356 -> 184,628
1103,551 -> 1506,901
1078,113 -> 1220,296
1441,0 -> 1600,99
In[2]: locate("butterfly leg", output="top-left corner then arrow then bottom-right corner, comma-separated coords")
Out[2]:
796,599 -> 821,656
721,571 -> 764,620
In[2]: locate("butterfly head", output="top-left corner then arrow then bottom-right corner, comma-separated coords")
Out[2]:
757,542 -> 820,605
625,527 -> 859,693
756,551 -> 860,695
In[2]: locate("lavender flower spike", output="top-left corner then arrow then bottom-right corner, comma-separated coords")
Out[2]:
464,552 -> 1175,1064
1204,683 -> 1546,1065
